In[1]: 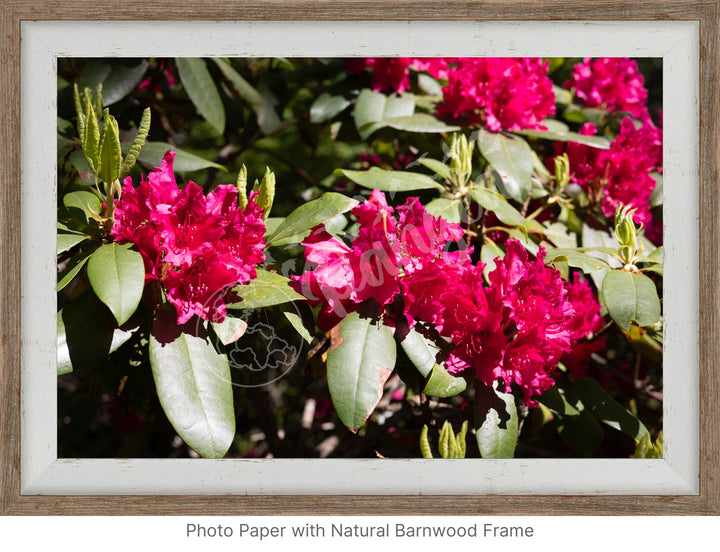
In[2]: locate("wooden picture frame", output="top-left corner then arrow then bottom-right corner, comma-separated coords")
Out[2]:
1,0 -> 718,515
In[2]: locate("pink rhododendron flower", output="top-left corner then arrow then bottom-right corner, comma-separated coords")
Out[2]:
565,57 -> 649,120
346,57 -> 452,93
345,58 -> 413,93
292,189 -> 469,329
564,117 -> 661,225
405,241 -> 584,406
436,57 -> 556,131
111,150 -> 266,324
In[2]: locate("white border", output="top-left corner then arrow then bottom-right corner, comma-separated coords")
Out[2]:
21,21 -> 699,495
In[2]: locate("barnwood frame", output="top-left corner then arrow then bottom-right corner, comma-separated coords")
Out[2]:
1,0 -> 718,515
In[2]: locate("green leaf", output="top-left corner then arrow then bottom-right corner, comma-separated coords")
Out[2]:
57,232 -> 88,254
82,103 -> 101,172
213,57 -> 280,134
420,425 -> 433,458
265,192 -> 358,246
131,141 -> 226,173
545,248 -> 613,273
468,188 -> 544,233
418,158 -> 452,181
149,312 -> 235,458
354,89 -> 414,139
335,167 -> 445,193
480,238 -> 504,279
474,381 -> 519,459
98,113 -> 122,184
227,268 -> 305,309
423,363 -> 467,398
120,107 -> 151,178
424,198 -> 463,224
375,113 -> 461,134
310,92 -> 351,123
575,377 -> 650,441
516,127 -> 611,149
601,270 -> 661,331
63,190 -> 102,226
58,249 -> 94,291
558,409 -> 605,457
57,290 -> 137,375
86,243 -> 145,326
400,327 -> 440,378
537,386 -> 580,417
100,60 -> 149,106
326,311 -> 396,431
176,57 -> 226,135
476,129 -> 533,202
211,316 -> 248,346
213,58 -> 263,106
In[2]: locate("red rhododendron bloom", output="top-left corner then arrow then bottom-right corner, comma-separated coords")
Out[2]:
293,189 -> 469,329
405,240 -> 583,406
345,57 -> 414,93
564,117 -> 661,225
436,57 -> 556,131
565,57 -> 649,120
111,150 -> 266,324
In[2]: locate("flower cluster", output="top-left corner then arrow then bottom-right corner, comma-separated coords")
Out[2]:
563,117 -> 662,225
292,189 -> 469,330
436,57 -> 556,131
111,151 -> 266,324
294,190 -> 603,405
347,57 -> 556,131
564,57 -> 649,120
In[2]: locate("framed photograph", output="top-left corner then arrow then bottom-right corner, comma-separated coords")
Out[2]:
1,1 -> 718,515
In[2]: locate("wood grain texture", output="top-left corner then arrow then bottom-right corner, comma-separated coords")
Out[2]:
2,0 -> 719,516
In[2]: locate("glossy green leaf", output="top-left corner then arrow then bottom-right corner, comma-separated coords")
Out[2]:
227,268 -> 305,309
418,158 -> 452,181
86,243 -> 145,326
537,386 -> 580,417
149,314 -> 235,458
57,290 -> 137,375
601,270 -> 661,330
213,58 -> 263,106
558,409 -> 604,456
211,316 -> 248,346
476,129 -> 533,202
474,381 -> 519,459
57,232 -> 88,254
335,167 -> 445,192
265,192 -> 358,246
63,190 -> 102,225
100,60 -> 149,106
354,89 -> 414,139
575,376 -> 650,441
374,113 -> 461,134
176,57 -> 226,134
326,311 -> 396,431
400,326 -> 440,378
310,92 -> 351,123
57,249 -> 94,291
424,197 -> 463,224
132,141 -> 226,172
480,238 -> 504,279
98,113 -> 122,184
469,188 -> 544,233
516,127 -> 611,149
423,363 -> 467,398
545,248 -> 613,273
